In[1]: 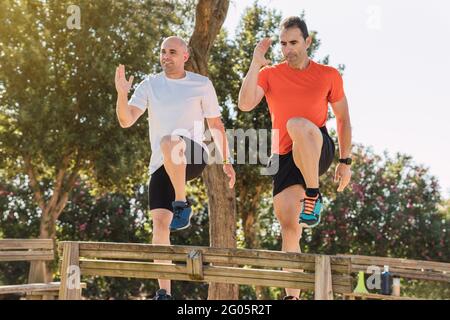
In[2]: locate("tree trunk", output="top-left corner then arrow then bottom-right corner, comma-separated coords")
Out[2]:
202,165 -> 238,300
240,185 -> 270,299
24,154 -> 78,288
186,0 -> 238,300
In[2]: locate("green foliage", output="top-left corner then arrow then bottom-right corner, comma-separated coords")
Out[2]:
0,0 -> 182,194
304,144 -> 448,262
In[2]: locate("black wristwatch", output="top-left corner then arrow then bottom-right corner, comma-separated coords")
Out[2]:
339,158 -> 352,165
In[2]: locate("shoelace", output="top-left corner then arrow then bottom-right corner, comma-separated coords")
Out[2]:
173,207 -> 183,219
302,196 -> 318,215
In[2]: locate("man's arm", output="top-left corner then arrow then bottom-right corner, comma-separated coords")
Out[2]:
115,64 -> 145,128
238,63 -> 266,112
116,93 -> 145,128
206,116 -> 235,189
330,95 -> 352,192
330,95 -> 352,159
238,38 -> 271,112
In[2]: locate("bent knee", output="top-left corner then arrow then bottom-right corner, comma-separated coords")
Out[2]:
160,135 -> 184,153
286,117 -> 317,137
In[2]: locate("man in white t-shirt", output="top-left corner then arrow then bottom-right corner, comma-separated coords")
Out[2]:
115,36 -> 235,300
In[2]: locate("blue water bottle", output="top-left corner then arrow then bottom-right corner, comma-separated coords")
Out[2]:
381,265 -> 392,295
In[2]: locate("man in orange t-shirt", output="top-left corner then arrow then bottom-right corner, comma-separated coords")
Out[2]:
238,16 -> 352,299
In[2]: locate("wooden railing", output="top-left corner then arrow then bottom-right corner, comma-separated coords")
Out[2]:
58,241 -> 353,300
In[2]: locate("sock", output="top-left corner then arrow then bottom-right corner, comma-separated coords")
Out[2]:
305,188 -> 319,198
172,200 -> 188,208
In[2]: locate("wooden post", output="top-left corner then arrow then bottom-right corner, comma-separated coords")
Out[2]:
28,260 -> 50,300
187,250 -> 204,280
315,255 -> 333,300
58,242 -> 81,300
28,239 -> 53,300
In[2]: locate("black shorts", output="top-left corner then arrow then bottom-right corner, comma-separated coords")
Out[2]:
148,137 -> 208,212
270,126 -> 335,197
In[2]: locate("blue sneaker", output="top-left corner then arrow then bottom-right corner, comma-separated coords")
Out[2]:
152,289 -> 173,300
170,200 -> 193,231
299,193 -> 323,228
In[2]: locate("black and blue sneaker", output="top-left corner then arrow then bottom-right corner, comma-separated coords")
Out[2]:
152,289 -> 173,300
299,193 -> 323,228
170,200 -> 193,231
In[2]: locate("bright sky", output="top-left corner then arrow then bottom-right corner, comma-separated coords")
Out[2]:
223,0 -> 450,199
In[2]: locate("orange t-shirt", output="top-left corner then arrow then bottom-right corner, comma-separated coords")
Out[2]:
258,60 -> 345,155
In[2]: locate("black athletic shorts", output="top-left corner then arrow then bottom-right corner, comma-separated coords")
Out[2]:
148,136 -> 208,212
269,126 -> 335,197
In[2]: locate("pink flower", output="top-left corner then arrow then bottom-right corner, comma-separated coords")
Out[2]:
79,223 -> 87,232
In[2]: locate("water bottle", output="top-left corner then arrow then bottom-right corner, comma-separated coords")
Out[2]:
392,277 -> 401,296
381,265 -> 392,295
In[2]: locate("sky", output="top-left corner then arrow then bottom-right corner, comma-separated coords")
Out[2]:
222,0 -> 450,198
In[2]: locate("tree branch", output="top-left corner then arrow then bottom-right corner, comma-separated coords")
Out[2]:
186,0 -> 230,75
23,154 -> 46,212
46,153 -> 71,214
51,152 -> 82,222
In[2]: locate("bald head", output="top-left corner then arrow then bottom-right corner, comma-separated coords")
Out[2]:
160,36 -> 189,76
161,36 -> 189,54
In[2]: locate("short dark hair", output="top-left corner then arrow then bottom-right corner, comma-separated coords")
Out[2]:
280,16 -> 309,40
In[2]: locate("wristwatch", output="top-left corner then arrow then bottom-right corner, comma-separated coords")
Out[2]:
339,158 -> 352,165
223,156 -> 234,165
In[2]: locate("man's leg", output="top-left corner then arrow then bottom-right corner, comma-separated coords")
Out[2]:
273,184 -> 305,299
286,117 -> 323,189
286,117 -> 324,227
151,208 -> 173,294
160,135 -> 187,202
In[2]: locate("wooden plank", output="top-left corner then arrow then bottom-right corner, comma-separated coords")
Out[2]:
207,266 -> 315,284
0,239 -> 53,250
0,282 -> 60,294
351,264 -> 450,282
80,265 -> 351,294
27,291 -> 59,296
187,250 -> 204,280
80,259 -> 187,273
80,250 -> 187,262
80,252 -> 349,275
79,259 -> 352,291
79,249 -> 315,271
26,283 -> 86,296
315,255 -> 333,300
344,292 -> 422,300
202,275 -> 316,290
73,241 -> 350,266
80,267 -> 316,290
347,255 -> 450,271
80,259 -> 316,284
0,251 -> 54,262
58,242 -> 82,300
78,247 -> 349,273
341,254 -> 450,272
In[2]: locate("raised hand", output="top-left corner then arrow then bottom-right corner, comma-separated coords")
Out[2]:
115,64 -> 134,95
252,38 -> 272,67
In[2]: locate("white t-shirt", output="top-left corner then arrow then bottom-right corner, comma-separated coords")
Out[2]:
128,71 -> 221,175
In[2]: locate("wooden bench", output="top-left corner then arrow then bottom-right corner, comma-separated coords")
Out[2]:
0,239 -> 60,299
0,239 -> 86,299
338,254 -> 450,300
58,241 -> 353,300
